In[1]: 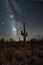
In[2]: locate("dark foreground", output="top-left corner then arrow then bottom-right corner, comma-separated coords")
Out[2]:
0,39 -> 43,65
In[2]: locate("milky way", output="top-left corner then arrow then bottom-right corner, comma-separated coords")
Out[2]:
0,0 -> 43,40
6,0 -> 23,40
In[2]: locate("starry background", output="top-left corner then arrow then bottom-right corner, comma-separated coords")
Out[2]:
0,0 -> 43,41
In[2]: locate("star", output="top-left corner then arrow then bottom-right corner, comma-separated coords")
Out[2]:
2,22 -> 5,25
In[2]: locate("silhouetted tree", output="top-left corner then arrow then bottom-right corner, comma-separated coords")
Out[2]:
1,38 -> 4,47
1,38 -> 4,43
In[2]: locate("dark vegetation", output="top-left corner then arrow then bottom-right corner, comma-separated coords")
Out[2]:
0,37 -> 43,65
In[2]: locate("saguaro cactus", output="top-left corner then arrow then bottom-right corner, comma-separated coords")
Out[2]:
21,22 -> 28,65
21,22 -> 28,47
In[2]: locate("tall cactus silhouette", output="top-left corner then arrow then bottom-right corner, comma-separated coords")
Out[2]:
21,22 -> 28,47
21,22 -> 28,65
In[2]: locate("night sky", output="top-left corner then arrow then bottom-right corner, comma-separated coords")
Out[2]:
0,0 -> 43,41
